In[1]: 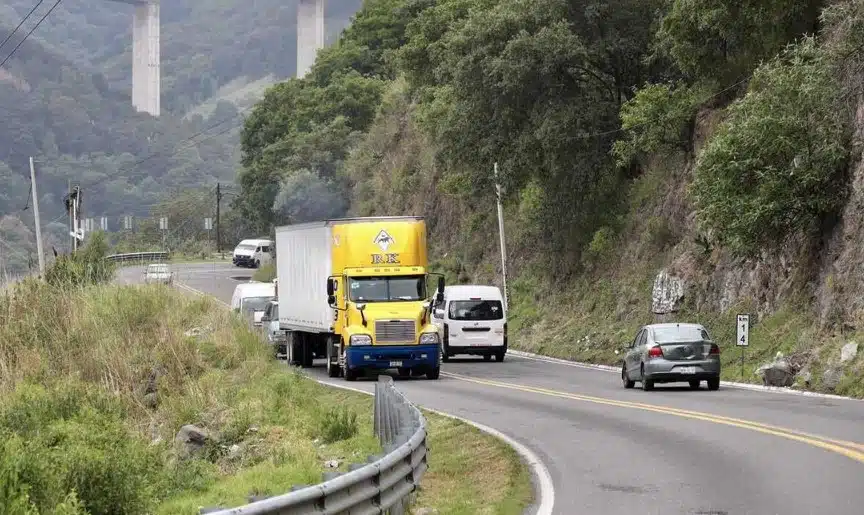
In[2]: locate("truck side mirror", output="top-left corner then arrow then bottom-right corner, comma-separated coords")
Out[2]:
436,291 -> 444,303
327,295 -> 336,306
437,276 -> 445,293
326,278 -> 335,296
433,308 -> 445,319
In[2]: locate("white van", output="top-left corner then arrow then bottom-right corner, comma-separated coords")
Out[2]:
232,238 -> 273,268
230,281 -> 276,326
432,285 -> 507,362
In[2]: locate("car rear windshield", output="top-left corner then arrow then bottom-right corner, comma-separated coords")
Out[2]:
448,300 -> 504,321
652,325 -> 710,343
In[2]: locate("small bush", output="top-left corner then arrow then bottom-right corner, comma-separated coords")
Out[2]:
44,232 -> 115,287
318,406 -> 359,444
252,263 -> 275,282
692,37 -> 850,256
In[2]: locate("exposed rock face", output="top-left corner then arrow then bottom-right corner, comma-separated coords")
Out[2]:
652,269 -> 684,314
840,342 -> 859,363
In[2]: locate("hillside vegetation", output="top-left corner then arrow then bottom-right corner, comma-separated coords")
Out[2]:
0,237 -> 531,513
237,0 -> 864,396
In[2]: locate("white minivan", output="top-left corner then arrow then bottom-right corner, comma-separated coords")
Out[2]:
432,285 -> 507,362
230,281 -> 276,326
232,238 -> 273,268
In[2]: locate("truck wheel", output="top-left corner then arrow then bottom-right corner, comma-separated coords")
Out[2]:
327,359 -> 340,378
426,367 -> 440,380
397,367 -> 411,378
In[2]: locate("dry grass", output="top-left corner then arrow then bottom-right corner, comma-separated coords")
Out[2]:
0,280 -> 379,514
410,414 -> 533,514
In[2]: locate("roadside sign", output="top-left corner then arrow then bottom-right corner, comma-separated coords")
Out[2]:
736,314 -> 749,347
100,217 -> 108,231
204,217 -> 213,230
159,217 -> 168,230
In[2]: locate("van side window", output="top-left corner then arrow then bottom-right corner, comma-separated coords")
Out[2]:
261,246 -> 270,253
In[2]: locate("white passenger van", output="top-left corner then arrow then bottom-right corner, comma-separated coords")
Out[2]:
232,238 -> 273,268
432,285 -> 507,362
230,281 -> 276,326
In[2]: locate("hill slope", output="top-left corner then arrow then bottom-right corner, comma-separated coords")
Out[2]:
237,0 -> 864,396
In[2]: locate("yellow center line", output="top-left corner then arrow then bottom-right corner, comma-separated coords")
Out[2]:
441,371 -> 864,464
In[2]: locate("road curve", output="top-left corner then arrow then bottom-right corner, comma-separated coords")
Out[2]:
121,263 -> 864,515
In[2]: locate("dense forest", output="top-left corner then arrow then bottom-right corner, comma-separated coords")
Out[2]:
237,0 -> 864,394
0,0 -> 363,273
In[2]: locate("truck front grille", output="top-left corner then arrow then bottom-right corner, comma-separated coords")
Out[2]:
375,320 -> 416,344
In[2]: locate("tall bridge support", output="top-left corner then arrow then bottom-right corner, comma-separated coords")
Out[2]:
297,0 -> 325,78
109,0 -> 160,116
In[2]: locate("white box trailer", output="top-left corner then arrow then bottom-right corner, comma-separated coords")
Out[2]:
275,222 -> 333,333
274,222 -> 333,367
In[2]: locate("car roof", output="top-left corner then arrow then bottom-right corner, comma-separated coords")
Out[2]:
645,323 -> 706,330
444,284 -> 503,299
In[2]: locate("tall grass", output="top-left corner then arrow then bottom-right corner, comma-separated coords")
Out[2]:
0,280 -> 377,514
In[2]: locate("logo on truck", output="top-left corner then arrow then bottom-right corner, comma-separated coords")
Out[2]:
373,230 -> 394,251
372,230 -> 400,264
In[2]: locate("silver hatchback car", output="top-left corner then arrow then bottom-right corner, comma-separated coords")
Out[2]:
622,323 -> 721,391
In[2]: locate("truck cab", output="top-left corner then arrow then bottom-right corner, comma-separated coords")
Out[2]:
275,216 -> 444,381
432,285 -> 507,362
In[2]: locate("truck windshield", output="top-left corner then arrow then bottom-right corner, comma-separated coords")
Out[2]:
348,276 -> 426,302
448,300 -> 504,321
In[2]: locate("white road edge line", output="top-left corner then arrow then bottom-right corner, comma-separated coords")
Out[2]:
507,350 -> 863,402
174,280 -> 556,514
315,379 -> 555,515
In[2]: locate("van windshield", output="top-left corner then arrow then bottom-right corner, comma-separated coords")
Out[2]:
348,275 -> 426,302
237,244 -> 256,251
241,296 -> 273,312
448,300 -> 504,321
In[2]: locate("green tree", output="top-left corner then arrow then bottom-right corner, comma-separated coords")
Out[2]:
691,37 -> 850,255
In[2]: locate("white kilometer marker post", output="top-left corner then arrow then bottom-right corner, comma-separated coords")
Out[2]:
736,313 -> 750,380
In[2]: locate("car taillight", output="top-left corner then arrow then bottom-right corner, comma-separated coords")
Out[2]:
647,346 -> 663,358
709,344 -> 720,355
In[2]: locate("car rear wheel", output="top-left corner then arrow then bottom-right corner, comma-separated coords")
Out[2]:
622,365 -> 635,389
707,377 -> 720,391
640,365 -> 654,391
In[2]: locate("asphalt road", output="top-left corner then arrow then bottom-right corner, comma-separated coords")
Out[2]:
120,263 -> 864,515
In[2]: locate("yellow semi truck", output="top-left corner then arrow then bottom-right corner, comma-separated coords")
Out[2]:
274,216 -> 445,381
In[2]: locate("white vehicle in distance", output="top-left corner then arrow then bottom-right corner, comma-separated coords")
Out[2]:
142,263 -> 174,285
232,238 -> 273,268
230,281 -> 276,327
432,285 -> 507,362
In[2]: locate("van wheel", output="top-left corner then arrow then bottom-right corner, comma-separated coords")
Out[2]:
483,354 -> 492,362
494,352 -> 505,362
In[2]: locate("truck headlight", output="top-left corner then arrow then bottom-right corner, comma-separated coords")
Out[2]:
419,332 -> 440,345
350,334 -> 372,346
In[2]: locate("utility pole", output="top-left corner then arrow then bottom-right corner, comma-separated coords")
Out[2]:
215,182 -> 222,257
494,162 -> 509,313
29,157 -> 45,274
65,184 -> 83,253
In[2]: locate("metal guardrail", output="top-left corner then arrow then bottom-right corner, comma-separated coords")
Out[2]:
105,251 -> 169,263
202,375 -> 428,514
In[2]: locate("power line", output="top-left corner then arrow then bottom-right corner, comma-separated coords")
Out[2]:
0,0 -> 62,69
0,0 -> 46,53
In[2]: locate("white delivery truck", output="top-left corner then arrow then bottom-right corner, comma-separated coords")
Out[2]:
232,238 -> 273,268
432,284 -> 507,362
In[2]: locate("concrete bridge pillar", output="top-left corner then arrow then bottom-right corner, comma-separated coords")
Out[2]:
108,0 -> 160,116
297,0 -> 325,78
